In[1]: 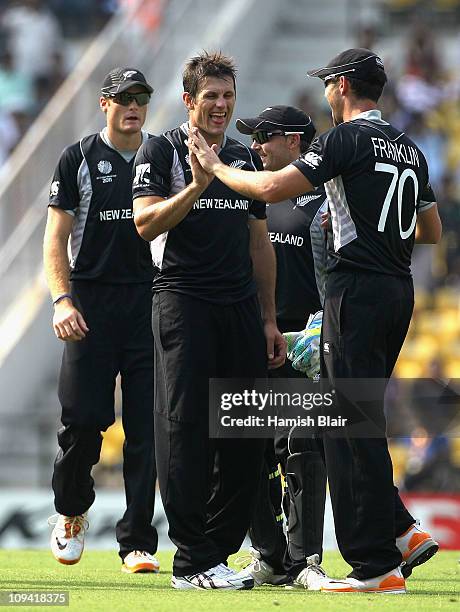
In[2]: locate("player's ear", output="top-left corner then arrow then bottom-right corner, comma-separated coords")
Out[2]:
183,91 -> 194,111
288,133 -> 301,151
339,76 -> 349,95
100,96 -> 109,113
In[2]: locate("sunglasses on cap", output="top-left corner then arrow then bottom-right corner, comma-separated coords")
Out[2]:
105,91 -> 151,106
252,130 -> 303,144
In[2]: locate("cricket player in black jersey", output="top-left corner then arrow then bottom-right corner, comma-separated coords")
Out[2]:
43,67 -> 159,574
188,48 -> 442,594
234,105 -> 329,590
133,51 -> 286,591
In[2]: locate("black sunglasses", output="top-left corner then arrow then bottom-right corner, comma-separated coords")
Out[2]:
252,130 -> 303,144
106,92 -> 151,107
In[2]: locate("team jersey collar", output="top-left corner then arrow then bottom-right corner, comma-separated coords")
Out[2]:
100,127 -> 149,152
181,121 -> 227,151
350,109 -> 389,125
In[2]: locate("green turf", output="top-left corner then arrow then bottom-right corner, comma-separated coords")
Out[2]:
0,550 -> 458,611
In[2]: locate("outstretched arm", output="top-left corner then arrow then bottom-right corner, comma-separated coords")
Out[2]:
187,128 -> 313,202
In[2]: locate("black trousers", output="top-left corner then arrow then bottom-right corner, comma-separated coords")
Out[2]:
52,281 -> 158,559
152,291 -> 267,576
321,270 -> 415,579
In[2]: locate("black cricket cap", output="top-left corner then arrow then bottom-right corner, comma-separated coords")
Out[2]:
236,105 -> 316,142
101,67 -> 153,95
307,48 -> 387,85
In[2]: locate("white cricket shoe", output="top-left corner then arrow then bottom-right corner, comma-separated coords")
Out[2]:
49,513 -> 88,565
122,551 -> 160,574
235,548 -> 289,586
320,565 -> 406,594
396,521 -> 438,578
171,562 -> 254,590
293,554 -> 329,591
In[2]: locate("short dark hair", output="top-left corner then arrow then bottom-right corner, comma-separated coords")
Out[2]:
325,75 -> 385,103
183,50 -> 237,98
347,76 -> 385,103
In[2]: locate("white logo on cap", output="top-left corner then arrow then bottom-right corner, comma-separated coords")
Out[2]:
375,56 -> 384,68
263,107 -> 272,112
122,70 -> 137,80
98,160 -> 112,174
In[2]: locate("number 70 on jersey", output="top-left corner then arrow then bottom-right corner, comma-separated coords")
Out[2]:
376,162 -> 418,239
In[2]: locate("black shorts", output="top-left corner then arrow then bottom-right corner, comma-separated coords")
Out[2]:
58,281 -> 153,430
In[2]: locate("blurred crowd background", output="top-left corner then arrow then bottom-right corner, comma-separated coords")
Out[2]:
0,0 -> 458,500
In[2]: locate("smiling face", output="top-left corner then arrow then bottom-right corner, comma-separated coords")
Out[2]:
183,76 -> 235,145
251,133 -> 300,171
100,86 -> 149,136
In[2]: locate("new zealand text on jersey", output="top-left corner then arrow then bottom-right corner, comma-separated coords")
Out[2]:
371,137 -> 420,167
193,198 -> 249,210
269,232 -> 304,247
100,209 -> 134,221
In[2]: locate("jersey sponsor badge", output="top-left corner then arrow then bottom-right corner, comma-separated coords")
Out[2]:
97,160 -> 113,175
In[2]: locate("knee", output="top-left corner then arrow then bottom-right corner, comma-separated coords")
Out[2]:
57,425 -> 103,457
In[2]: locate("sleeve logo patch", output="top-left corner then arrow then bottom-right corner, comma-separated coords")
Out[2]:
134,163 -> 151,185
50,181 -> 59,196
301,152 -> 322,169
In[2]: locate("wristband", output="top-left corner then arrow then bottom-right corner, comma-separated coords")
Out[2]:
53,293 -> 72,306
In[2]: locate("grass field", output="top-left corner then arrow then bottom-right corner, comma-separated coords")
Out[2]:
0,550 -> 458,611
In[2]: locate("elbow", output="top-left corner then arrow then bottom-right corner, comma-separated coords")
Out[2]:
134,213 -> 158,242
136,224 -> 155,242
261,179 -> 282,203
426,221 -> 443,244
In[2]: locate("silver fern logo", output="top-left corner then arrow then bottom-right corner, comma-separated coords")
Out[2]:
229,159 -> 246,169
98,160 -> 112,175
294,194 -> 321,208
123,70 -> 137,80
